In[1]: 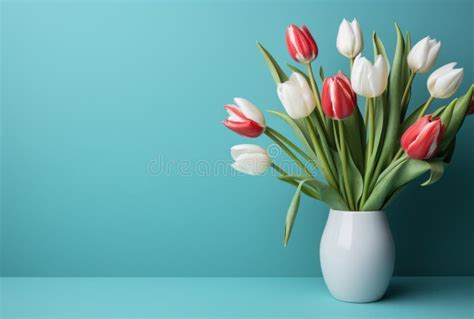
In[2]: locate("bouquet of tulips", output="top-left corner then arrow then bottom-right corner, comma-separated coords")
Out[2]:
222,19 -> 473,245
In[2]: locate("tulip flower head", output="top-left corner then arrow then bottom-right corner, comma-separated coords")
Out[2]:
223,98 -> 266,138
336,18 -> 363,58
231,144 -> 272,176
407,36 -> 441,73
401,115 -> 445,160
277,72 -> 316,119
351,54 -> 389,98
286,24 -> 318,64
321,71 -> 357,120
427,62 -> 464,99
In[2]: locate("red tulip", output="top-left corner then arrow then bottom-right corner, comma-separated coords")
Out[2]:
223,98 -> 266,138
286,25 -> 318,64
401,115 -> 445,160
321,71 -> 356,120
468,96 -> 474,115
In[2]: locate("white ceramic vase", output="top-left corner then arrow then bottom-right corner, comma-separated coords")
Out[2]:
320,209 -> 395,303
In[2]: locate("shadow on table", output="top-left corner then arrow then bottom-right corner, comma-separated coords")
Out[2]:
381,278 -> 472,303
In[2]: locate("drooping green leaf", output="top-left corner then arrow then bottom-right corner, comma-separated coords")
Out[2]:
257,42 -> 288,84
283,179 -> 308,246
421,161 -> 446,186
277,175 -> 320,200
279,175 -> 349,211
268,110 -> 317,158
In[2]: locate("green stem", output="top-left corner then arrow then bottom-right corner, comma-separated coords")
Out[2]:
400,72 -> 416,117
271,162 -> 287,175
304,117 -> 338,190
265,127 -> 315,166
266,130 -> 313,177
306,63 -> 325,123
361,97 -> 375,206
418,96 -> 435,118
338,121 -> 355,210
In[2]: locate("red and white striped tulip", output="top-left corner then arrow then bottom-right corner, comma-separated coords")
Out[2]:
321,71 -> 357,120
223,98 -> 266,138
286,24 -> 318,64
400,115 -> 445,160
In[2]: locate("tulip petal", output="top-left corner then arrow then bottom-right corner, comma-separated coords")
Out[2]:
232,153 -> 271,176
231,144 -> 267,160
234,97 -> 266,126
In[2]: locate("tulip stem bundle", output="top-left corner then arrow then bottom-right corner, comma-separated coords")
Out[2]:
223,21 -> 473,246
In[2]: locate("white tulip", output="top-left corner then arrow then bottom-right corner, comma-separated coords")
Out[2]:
231,144 -> 271,176
277,72 -> 316,119
351,54 -> 389,98
427,62 -> 464,98
336,18 -> 363,58
407,36 -> 441,73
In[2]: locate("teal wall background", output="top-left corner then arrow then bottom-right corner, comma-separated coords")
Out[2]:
1,0 -> 473,276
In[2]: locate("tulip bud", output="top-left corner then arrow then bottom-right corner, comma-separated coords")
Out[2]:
400,115 -> 445,160
427,63 -> 464,99
468,96 -> 474,115
321,71 -> 356,120
223,98 -> 266,138
277,72 -> 316,119
336,18 -> 363,58
286,24 -> 318,64
351,54 -> 388,98
407,36 -> 441,73
231,144 -> 271,176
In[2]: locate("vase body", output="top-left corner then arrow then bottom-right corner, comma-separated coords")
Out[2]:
320,209 -> 395,303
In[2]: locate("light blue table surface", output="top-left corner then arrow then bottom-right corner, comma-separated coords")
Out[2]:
0,277 -> 472,318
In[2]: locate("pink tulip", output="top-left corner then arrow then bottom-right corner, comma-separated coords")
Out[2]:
401,115 -> 445,160
286,24 -> 318,64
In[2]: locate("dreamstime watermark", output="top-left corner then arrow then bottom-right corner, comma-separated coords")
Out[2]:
147,144 -> 310,177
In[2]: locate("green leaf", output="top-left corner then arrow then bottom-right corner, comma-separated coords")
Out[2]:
438,99 -> 456,128
376,24 -> 405,170
283,179 -> 308,246
279,175 -> 349,211
342,108 -> 365,172
439,86 -> 474,151
277,175 -> 320,199
268,110 -> 317,158
439,137 -> 456,164
287,63 -> 309,83
421,161 -> 446,186
362,158 -> 435,210
345,144 -> 364,205
372,32 -> 389,73
257,42 -> 288,84
319,66 -> 325,82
